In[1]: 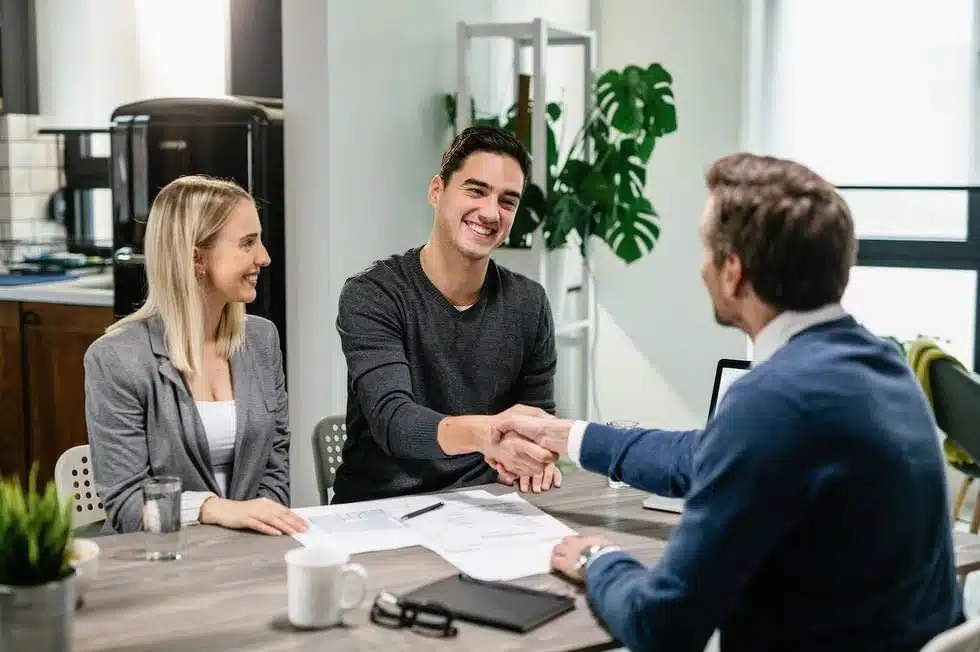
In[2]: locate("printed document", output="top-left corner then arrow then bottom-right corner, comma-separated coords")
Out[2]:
290,490 -> 490,554
408,491 -> 577,581
291,490 -> 577,581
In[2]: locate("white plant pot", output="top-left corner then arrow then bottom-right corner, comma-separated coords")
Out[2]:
544,245 -> 571,323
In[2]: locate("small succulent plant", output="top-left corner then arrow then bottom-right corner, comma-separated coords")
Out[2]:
0,464 -> 73,587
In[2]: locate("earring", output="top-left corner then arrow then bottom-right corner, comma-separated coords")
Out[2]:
196,269 -> 205,280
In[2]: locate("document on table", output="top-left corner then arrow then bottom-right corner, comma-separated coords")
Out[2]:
290,490 -> 491,554
291,494 -> 427,553
292,489 -> 578,581
409,491 -> 578,581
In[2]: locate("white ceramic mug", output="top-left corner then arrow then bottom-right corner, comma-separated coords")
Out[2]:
285,546 -> 368,629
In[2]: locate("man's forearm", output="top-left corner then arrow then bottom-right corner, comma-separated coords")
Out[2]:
436,415 -> 483,455
578,424 -> 699,497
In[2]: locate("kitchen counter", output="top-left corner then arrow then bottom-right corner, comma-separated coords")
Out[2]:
0,272 -> 113,307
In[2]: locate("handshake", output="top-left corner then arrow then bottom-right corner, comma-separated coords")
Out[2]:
437,404 -> 576,481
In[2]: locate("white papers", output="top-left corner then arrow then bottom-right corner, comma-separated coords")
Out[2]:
292,489 -> 577,581
409,491 -> 577,581
291,494 -> 433,553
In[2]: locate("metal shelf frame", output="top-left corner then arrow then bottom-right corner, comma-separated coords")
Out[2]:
454,18 -> 598,420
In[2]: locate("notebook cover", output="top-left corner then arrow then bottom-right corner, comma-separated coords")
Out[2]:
401,573 -> 576,633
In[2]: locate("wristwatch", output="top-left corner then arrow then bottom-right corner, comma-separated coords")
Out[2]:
574,543 -> 620,573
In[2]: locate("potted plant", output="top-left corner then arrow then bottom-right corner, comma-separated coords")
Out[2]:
445,62 -> 678,264
0,466 -> 76,652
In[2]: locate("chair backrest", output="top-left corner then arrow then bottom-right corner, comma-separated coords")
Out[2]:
54,444 -> 106,528
312,415 -> 347,504
921,617 -> 980,652
931,359 -> 980,462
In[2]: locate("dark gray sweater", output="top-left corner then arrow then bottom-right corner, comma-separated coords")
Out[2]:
331,246 -> 556,504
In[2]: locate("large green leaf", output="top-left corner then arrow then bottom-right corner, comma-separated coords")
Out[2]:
505,182 -> 546,248
602,195 -> 661,263
641,64 -> 678,139
544,194 -> 589,250
596,66 -> 648,134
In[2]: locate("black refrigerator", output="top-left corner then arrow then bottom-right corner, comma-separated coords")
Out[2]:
109,97 -> 286,357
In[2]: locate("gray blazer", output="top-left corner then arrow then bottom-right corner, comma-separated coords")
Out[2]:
83,315 -> 290,533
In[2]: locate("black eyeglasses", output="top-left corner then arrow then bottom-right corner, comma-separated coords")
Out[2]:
369,591 -> 458,638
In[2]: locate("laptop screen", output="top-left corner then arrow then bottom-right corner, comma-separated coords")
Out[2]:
642,357 -> 752,513
708,358 -> 751,418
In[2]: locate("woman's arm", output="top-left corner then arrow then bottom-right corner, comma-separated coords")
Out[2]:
84,341 -> 152,533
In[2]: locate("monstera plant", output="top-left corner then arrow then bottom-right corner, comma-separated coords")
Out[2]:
445,63 -> 677,264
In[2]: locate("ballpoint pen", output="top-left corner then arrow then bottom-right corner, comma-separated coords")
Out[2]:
400,501 -> 445,521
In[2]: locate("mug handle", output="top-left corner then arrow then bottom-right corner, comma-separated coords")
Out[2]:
338,563 -> 368,611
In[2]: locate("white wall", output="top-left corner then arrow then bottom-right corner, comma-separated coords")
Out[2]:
34,0 -> 228,128
283,0 -> 506,507
587,0 -> 749,429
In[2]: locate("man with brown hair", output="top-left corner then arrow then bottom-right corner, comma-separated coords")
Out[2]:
497,153 -> 963,651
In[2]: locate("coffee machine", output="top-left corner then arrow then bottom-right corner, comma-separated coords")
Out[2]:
109,97 -> 286,356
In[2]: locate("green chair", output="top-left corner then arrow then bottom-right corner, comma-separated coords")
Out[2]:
931,359 -> 980,532
312,415 -> 347,505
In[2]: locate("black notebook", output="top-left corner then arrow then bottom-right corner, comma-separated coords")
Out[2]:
401,573 -> 576,633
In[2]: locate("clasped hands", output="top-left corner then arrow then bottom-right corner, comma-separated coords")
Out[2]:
480,405 -> 575,493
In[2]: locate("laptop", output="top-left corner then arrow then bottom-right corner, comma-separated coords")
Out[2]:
641,358 -> 751,514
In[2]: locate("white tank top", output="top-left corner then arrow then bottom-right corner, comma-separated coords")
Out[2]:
195,400 -> 237,496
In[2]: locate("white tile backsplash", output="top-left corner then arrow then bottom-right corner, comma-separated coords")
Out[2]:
0,115 -> 30,141
30,167 -> 59,195
0,114 -> 66,249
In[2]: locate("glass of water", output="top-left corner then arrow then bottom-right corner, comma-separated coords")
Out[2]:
142,476 -> 182,561
606,421 -> 639,488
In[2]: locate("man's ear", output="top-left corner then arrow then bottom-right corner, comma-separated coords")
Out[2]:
428,175 -> 444,208
721,253 -> 745,299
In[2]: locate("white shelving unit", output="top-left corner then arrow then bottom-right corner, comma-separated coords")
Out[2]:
454,18 -> 598,421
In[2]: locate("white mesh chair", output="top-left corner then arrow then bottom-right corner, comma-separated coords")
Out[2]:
921,617 -> 980,652
312,416 -> 346,504
54,444 -> 106,529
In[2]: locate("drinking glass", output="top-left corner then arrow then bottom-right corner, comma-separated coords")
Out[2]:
142,476 -> 182,561
606,421 -> 639,488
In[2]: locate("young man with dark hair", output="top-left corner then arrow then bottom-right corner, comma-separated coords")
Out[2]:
498,153 -> 964,651
331,126 -> 561,504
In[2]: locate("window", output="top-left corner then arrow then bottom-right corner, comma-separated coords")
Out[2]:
754,0 -> 980,369
842,267 -> 977,366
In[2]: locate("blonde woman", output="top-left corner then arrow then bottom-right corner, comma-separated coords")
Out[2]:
84,175 -> 306,536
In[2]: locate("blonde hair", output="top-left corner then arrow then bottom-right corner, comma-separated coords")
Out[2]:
107,175 -> 253,377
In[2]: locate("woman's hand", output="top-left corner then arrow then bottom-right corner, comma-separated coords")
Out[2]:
200,497 -> 309,536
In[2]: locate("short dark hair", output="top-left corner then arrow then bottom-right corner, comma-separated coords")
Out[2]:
438,126 -> 531,187
705,153 -> 856,312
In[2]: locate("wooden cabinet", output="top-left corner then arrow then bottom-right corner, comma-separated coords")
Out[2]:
0,301 -> 114,486
0,301 -> 26,481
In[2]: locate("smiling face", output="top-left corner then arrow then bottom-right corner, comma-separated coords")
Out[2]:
428,151 -> 524,261
195,199 -> 270,305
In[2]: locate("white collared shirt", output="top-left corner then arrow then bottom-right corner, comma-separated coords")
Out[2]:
565,303 -> 850,465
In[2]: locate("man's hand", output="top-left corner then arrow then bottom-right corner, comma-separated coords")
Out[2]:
551,534 -> 614,584
490,459 -> 562,493
501,403 -> 555,419
199,497 -> 309,536
498,414 -> 576,458
439,414 -> 557,476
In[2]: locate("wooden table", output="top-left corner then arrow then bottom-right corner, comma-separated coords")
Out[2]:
73,470 -> 980,652
74,471 -> 670,652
